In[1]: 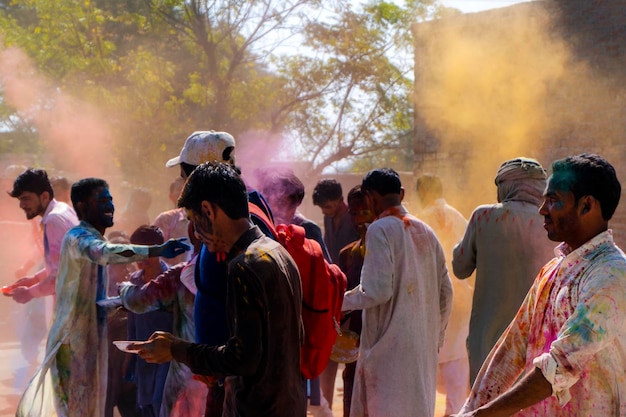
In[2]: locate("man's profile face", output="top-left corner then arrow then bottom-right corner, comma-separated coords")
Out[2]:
539,171 -> 582,244
85,187 -> 115,229
348,198 -> 375,237
17,191 -> 47,220
319,199 -> 342,218
363,190 -> 384,217
187,207 -> 225,253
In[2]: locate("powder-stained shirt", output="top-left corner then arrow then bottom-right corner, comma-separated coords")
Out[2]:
16,221 -> 150,417
462,230 -> 626,416
125,264 -> 173,413
452,200 -> 554,382
120,263 -> 206,417
171,226 -> 306,417
343,205 -> 453,417
193,190 -> 274,348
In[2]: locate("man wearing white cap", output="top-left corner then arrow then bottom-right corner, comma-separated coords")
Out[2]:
452,157 -> 555,385
166,130 -> 275,417
166,131 -> 236,177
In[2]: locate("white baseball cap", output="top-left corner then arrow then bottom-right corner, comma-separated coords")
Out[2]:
166,130 -> 236,168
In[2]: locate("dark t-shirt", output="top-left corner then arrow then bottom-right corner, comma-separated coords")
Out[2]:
173,226 -> 306,417
323,209 -> 359,263
338,239 -> 364,334
194,190 -> 274,345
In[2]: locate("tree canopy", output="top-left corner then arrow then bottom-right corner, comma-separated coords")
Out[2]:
0,0 -> 440,187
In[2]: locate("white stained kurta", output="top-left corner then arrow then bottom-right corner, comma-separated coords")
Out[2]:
343,205 -> 453,417
16,221 -> 149,417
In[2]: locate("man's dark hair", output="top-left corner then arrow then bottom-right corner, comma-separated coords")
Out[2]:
312,179 -> 343,206
180,162 -> 197,178
71,178 -> 109,216
551,153 -> 621,220
258,169 -> 305,208
178,162 -> 249,219
346,185 -> 366,206
9,168 -> 54,199
182,161 -> 242,178
361,168 -> 402,196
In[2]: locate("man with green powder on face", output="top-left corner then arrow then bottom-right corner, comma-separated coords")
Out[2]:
455,154 -> 626,417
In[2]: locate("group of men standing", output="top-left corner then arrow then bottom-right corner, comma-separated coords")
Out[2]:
2,128 -> 626,417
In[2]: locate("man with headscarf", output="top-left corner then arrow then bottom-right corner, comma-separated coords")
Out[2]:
455,154 -> 626,417
452,157 -> 555,385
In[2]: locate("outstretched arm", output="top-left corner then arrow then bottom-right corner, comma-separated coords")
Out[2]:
454,367 -> 552,417
148,238 -> 191,259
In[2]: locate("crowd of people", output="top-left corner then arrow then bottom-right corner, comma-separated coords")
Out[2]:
1,130 -> 625,417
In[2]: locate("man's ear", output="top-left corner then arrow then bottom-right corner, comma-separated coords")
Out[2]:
76,201 -> 85,217
399,187 -> 405,202
579,195 -> 594,215
200,200 -> 212,218
200,201 -> 219,220
40,190 -> 51,206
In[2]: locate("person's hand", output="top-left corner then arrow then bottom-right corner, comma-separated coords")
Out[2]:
129,331 -> 177,364
12,276 -> 38,288
9,286 -> 33,304
158,238 -> 191,259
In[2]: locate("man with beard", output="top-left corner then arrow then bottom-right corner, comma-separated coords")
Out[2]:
4,168 -> 78,303
455,155 -> 626,416
2,168 -> 78,383
16,177 -> 190,417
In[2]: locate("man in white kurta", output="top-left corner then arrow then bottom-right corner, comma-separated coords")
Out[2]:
343,168 -> 453,417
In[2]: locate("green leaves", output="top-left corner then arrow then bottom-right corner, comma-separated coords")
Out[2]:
0,0 -> 439,184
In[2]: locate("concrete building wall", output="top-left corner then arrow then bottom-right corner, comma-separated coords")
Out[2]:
412,0 -> 626,246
